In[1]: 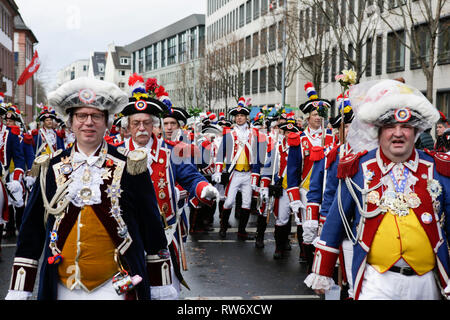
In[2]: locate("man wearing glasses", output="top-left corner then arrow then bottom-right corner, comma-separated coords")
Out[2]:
6,77 -> 170,300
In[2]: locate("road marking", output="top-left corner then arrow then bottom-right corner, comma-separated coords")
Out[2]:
252,295 -> 320,300
0,243 -> 17,248
184,296 -> 244,300
183,295 -> 319,300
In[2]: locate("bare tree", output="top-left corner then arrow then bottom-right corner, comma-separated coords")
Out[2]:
206,32 -> 258,114
377,0 -> 449,102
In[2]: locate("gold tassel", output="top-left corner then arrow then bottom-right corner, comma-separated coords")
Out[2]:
126,149 -> 148,175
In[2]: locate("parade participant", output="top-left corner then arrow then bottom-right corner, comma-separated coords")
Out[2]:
304,96 -> 355,298
121,75 -> 219,299
0,103 -> 26,258
105,113 -> 125,147
286,82 -> 337,271
2,105 -> 34,240
305,79 -> 450,300
259,116 -> 301,258
192,122 -> 222,234
32,106 -> 65,156
212,97 -> 264,240
434,111 -> 449,152
5,77 -> 170,300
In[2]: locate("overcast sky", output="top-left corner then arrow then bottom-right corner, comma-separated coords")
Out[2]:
14,0 -> 206,92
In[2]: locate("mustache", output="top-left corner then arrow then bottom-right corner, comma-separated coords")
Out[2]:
136,131 -> 150,137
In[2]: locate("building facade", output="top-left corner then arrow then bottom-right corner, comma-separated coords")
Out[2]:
88,51 -> 106,81
56,59 -> 89,86
0,0 -> 19,103
206,0 -> 291,114
14,14 -> 37,124
125,14 -> 206,110
206,0 -> 450,122
104,43 -> 131,92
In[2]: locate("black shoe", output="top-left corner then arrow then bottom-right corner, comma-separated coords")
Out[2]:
219,229 -> 227,238
255,238 -> 265,248
273,250 -> 284,260
3,230 -> 15,239
284,240 -> 292,251
237,232 -> 255,241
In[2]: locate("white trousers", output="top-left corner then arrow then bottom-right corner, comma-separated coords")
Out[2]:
275,189 -> 291,226
57,279 -> 124,300
294,188 -> 308,226
342,239 -> 354,298
223,171 -> 252,210
358,264 -> 440,300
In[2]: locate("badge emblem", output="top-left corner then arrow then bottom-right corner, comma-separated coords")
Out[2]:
421,212 -> 433,225
79,88 -> 96,104
367,190 -> 380,205
78,187 -> 93,202
159,190 -> 166,199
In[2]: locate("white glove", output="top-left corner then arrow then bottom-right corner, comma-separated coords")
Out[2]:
24,176 -> 36,190
251,184 -> 259,192
5,290 -> 33,300
6,180 -> 22,194
289,200 -> 305,214
260,187 -> 269,200
7,180 -> 24,207
212,172 -> 222,184
200,184 -> 220,200
302,220 -> 319,244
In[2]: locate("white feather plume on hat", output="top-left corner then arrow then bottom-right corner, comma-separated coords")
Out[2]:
347,79 -> 440,153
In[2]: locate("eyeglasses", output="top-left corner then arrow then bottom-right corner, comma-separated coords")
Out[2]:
74,112 -> 105,123
130,120 -> 153,128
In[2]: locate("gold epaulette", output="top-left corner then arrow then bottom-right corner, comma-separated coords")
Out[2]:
125,149 -> 148,176
30,149 -> 63,177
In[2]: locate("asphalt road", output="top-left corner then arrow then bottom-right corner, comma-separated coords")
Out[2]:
0,212 -> 320,301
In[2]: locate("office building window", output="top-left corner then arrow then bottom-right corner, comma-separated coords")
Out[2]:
410,24 -> 430,69
386,30 -> 405,73
366,38 -> 373,77
268,64 -> 276,91
239,4 -> 245,28
252,69 -> 258,94
252,32 -> 259,57
375,35 -> 382,75
245,70 -> 251,95
438,17 -> 450,65
245,36 -> 252,60
260,67 -> 266,93
246,0 -> 252,24
154,43 -> 159,69
269,24 -> 276,51
253,0 -> 260,20
261,0 -> 268,15
331,47 -> 337,82
145,46 -> 152,71
161,40 -> 166,68
260,28 -> 267,54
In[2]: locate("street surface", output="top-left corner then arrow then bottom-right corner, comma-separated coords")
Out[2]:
0,212 -> 320,301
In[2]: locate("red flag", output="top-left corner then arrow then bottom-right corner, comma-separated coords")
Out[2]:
17,51 -> 40,85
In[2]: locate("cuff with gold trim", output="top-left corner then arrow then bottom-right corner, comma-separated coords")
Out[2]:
9,257 -> 39,292
195,181 -> 214,206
